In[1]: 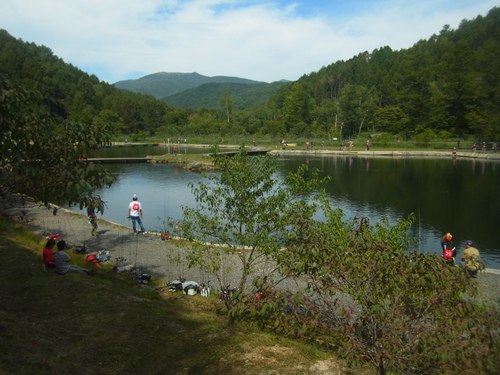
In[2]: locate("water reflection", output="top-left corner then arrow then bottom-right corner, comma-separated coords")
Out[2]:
278,155 -> 500,268
70,152 -> 500,269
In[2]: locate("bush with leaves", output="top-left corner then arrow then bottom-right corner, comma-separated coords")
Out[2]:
271,198 -> 500,374
169,145 -> 499,373
0,76 -> 114,210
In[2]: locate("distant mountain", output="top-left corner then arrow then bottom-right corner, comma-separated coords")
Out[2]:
114,72 -> 266,99
161,80 -> 289,110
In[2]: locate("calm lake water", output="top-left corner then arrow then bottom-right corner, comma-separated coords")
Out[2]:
70,146 -> 500,269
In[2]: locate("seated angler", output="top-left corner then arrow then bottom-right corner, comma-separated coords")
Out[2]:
42,238 -> 57,269
54,241 -> 93,275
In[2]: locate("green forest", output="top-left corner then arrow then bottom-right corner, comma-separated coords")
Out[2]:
1,7 -> 499,143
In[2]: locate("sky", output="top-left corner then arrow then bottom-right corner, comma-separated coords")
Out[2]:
1,0 -> 498,83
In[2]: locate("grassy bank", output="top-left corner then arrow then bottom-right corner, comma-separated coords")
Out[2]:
117,135 -> 485,152
0,214 -> 352,375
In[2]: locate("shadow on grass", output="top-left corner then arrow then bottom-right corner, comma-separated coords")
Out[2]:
0,213 -> 347,375
0,228 -> 248,375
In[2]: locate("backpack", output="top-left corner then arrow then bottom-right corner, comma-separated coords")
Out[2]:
86,253 -> 101,268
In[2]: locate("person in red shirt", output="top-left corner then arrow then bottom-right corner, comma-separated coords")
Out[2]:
42,238 -> 57,268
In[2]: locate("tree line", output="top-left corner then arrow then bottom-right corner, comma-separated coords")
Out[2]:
273,7 -> 500,141
1,7 -> 499,143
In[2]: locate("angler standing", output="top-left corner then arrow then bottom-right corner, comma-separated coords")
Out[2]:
441,232 -> 457,265
128,194 -> 147,235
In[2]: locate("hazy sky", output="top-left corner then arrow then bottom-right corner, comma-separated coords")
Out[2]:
1,0 -> 497,83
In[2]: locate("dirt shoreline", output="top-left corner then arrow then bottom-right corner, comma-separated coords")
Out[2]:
3,194 -> 499,308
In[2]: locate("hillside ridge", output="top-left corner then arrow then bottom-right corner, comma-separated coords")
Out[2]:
114,71 -> 268,98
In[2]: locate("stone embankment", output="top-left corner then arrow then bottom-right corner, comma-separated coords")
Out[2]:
270,149 -> 500,160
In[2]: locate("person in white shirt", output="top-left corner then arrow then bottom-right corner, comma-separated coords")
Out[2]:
128,194 -> 146,235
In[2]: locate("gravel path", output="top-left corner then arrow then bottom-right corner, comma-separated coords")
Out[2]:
3,196 -> 284,291
3,196 -> 500,306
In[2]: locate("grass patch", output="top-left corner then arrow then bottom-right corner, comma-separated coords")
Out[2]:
150,153 -> 213,164
0,213 -> 350,375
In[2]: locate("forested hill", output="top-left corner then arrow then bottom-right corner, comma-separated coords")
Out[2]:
114,72 -> 266,98
115,72 -> 288,110
0,29 -> 182,136
1,6 -> 499,141
161,80 -> 288,110
271,7 -> 500,140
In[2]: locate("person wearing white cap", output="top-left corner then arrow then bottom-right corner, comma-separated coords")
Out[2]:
128,194 -> 146,235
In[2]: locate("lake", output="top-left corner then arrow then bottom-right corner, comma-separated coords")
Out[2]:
69,146 -> 500,269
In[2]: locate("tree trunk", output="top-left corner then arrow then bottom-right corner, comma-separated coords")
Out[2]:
358,115 -> 366,138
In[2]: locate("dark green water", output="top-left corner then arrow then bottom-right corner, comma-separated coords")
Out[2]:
278,154 -> 500,268
77,147 -> 500,269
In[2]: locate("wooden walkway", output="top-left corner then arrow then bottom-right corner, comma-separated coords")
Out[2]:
86,150 -> 269,164
221,150 -> 269,156
87,157 -> 151,164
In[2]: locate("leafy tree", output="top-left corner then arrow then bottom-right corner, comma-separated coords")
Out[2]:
311,99 -> 340,139
373,106 -> 407,133
170,145 -> 327,312
0,76 -> 114,209
289,121 -> 310,137
339,84 -> 376,138
220,91 -> 233,124
415,128 -> 437,147
259,119 -> 286,137
282,82 -> 316,132
93,109 -> 125,137
69,91 -> 96,123
185,108 -> 220,135
276,8 -> 500,140
263,199 -> 499,374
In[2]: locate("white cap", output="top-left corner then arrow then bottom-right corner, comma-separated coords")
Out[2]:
132,194 -> 138,200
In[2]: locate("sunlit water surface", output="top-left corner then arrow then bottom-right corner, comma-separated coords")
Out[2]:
68,147 -> 500,269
